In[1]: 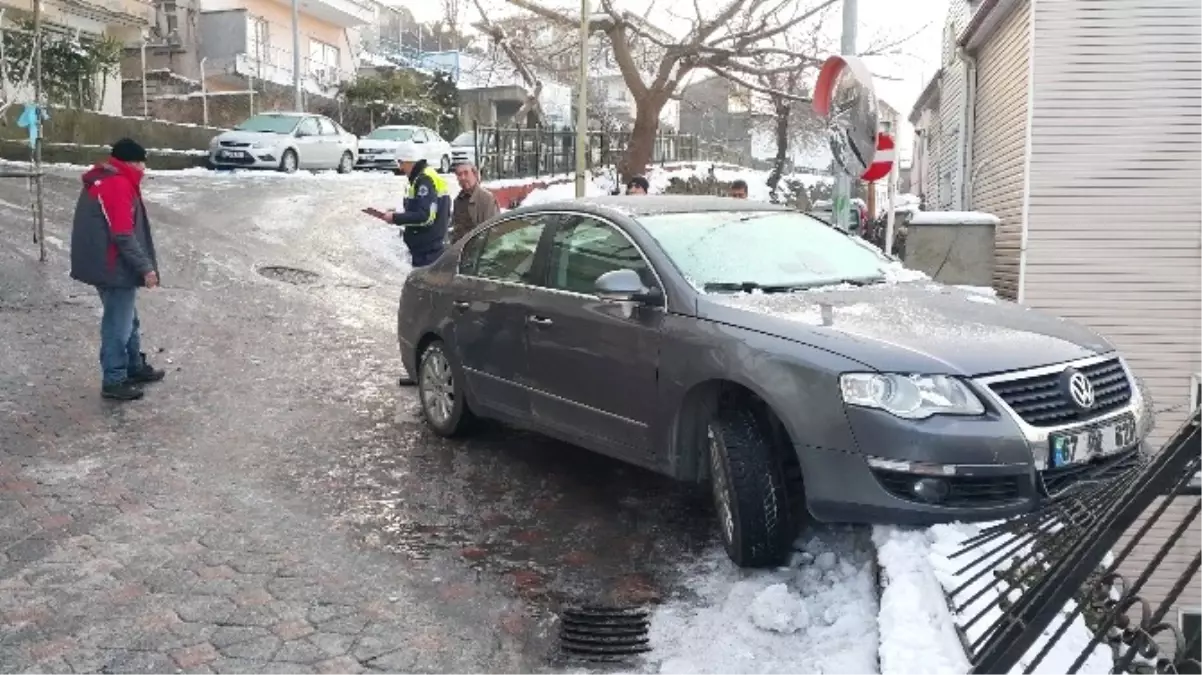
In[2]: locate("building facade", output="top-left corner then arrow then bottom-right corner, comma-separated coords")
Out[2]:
911,0 -> 1201,644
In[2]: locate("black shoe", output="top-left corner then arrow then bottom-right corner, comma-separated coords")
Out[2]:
127,352 -> 166,384
102,381 -> 144,401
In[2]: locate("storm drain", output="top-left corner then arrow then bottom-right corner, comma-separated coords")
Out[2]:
257,265 -> 320,285
558,605 -> 651,662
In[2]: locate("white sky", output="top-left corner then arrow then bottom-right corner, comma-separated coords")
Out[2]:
402,0 -> 949,156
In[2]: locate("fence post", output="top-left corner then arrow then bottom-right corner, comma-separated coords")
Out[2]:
493,125 -> 501,179
533,125 -> 541,178
473,120 -> 481,178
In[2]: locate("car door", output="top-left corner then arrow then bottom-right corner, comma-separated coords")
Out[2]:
447,214 -> 552,422
293,117 -> 323,168
316,117 -> 342,166
524,213 -> 664,457
411,128 -> 431,163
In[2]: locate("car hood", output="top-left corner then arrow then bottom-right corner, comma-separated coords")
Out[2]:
217,130 -> 291,145
359,140 -> 414,153
698,282 -> 1114,376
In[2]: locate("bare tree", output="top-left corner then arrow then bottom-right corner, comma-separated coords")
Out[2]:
471,0 -> 546,127
497,0 -> 838,180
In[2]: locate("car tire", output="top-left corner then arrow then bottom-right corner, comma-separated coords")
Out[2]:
417,339 -> 476,437
279,149 -> 299,173
439,155 -> 451,173
337,151 -> 354,174
707,407 -> 793,568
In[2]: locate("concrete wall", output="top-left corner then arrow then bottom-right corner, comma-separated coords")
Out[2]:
902,221 -> 997,287
0,105 -> 221,150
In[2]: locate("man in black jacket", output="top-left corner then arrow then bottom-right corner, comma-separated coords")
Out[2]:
70,139 -> 166,401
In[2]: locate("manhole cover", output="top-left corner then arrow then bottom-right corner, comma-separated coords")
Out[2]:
257,265 -> 320,285
558,605 -> 651,662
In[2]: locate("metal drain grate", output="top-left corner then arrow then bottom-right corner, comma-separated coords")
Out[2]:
257,265 -> 320,285
559,605 -> 651,662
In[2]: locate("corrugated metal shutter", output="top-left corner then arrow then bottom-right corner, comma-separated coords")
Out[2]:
1024,0 -> 1202,448
969,0 -> 1029,300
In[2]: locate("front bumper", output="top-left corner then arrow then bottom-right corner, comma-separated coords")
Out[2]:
804,355 -> 1154,525
356,154 -> 397,170
209,148 -> 281,169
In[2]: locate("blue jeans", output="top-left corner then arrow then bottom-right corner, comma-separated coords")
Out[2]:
96,287 -> 141,386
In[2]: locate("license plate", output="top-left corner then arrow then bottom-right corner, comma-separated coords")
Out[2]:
219,150 -> 247,159
1048,414 -> 1137,467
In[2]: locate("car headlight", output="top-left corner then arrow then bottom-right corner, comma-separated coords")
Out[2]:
839,373 -> 985,420
251,141 -> 272,149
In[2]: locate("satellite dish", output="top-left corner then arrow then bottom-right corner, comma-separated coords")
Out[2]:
812,55 -> 881,179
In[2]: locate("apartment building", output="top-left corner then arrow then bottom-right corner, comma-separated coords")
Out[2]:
0,0 -> 150,114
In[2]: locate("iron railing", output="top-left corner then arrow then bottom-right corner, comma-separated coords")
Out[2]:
945,408 -> 1201,674
469,124 -> 715,181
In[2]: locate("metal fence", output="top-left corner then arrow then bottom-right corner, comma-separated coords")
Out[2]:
469,124 -> 722,181
946,408 -> 1201,674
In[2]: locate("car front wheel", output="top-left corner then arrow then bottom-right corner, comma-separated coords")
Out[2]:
417,340 -> 476,437
707,407 -> 793,567
279,149 -> 298,173
337,151 -> 354,174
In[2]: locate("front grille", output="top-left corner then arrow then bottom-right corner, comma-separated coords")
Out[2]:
219,141 -> 250,148
874,469 -> 1025,508
987,357 -> 1131,427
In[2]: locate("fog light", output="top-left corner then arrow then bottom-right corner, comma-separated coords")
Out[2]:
260,154 -> 275,162
912,477 -> 950,504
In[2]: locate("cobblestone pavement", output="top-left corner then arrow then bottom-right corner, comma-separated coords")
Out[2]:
0,168 -> 716,673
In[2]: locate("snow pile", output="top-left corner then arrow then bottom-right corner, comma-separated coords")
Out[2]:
647,527 -> 879,674
874,524 -> 1113,675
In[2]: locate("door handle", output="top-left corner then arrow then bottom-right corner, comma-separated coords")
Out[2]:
527,315 -> 553,327
452,300 -> 470,312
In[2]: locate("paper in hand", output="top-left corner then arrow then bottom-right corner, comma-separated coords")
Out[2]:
362,207 -> 389,221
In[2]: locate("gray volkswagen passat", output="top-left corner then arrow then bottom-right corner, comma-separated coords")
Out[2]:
396,196 -> 1154,568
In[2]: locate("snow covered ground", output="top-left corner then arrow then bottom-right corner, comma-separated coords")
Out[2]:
16,158 -> 1103,674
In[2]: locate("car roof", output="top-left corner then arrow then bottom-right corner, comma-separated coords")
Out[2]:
515,195 -> 793,219
375,125 -> 421,130
251,111 -> 310,117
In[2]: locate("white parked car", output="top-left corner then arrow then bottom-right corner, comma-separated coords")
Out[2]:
356,125 -> 452,173
449,131 -> 478,167
209,112 -> 358,173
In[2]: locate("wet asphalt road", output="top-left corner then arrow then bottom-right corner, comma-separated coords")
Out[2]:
0,166 -> 723,672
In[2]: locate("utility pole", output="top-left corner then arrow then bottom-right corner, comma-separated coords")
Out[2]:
574,0 -> 589,198
291,0 -> 303,110
832,0 -> 856,231
32,0 -> 45,262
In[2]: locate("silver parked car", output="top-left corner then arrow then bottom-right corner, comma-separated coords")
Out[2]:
209,112 -> 358,173
397,196 -> 1154,568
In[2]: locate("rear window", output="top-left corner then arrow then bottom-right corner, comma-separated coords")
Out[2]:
450,133 -> 475,146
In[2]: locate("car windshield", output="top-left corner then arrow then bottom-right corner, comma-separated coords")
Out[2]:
365,127 -> 415,141
450,133 -> 475,146
234,114 -> 301,134
637,210 -> 892,291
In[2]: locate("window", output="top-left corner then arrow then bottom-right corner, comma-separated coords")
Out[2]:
366,127 -> 415,141
234,113 -> 300,134
308,38 -> 340,76
461,217 -> 546,283
316,117 -> 338,135
638,210 -> 890,290
547,216 -> 650,294
412,129 -> 428,143
1182,610 -> 1200,667
296,117 -> 320,136
246,14 -> 269,65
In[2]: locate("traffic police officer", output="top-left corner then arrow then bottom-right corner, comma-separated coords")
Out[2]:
385,147 -> 451,269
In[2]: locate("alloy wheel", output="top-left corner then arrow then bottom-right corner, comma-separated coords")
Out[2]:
419,347 -> 455,427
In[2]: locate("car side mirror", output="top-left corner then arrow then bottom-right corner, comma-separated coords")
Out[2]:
594,269 -> 663,306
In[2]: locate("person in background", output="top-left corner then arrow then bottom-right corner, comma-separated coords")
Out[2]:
626,175 -> 650,195
449,161 -> 499,244
729,179 -> 749,199
69,138 -> 166,401
384,147 -> 451,269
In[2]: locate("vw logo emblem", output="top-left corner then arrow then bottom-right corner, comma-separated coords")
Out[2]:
1068,371 -> 1095,409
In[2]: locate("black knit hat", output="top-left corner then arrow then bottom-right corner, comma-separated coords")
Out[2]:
626,175 -> 649,192
110,138 -> 147,163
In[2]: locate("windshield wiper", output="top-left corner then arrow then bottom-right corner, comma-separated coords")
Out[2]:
703,281 -> 801,293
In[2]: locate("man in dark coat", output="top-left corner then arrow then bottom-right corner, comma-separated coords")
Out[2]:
384,147 -> 451,269
70,138 -> 166,401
